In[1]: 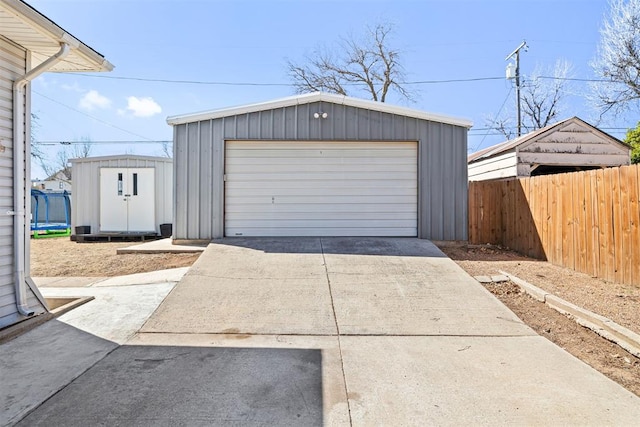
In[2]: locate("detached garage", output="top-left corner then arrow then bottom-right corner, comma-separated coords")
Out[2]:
167,92 -> 472,241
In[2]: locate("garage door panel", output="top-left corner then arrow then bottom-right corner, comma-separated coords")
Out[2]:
226,163 -> 417,174
227,171 -> 417,182
226,180 -> 417,190
226,148 -> 416,159
226,156 -> 416,166
227,211 -> 417,221
225,141 -> 417,237
226,187 -> 417,197
226,227 -> 417,237
227,219 -> 416,228
227,195 -> 414,205
225,203 -> 417,214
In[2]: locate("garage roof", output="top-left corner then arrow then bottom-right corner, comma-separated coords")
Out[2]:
167,92 -> 473,128
0,0 -> 113,72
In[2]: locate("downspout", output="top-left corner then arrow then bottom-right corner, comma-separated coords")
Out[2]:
12,42 -> 71,316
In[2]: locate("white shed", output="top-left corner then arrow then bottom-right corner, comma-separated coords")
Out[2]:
71,155 -> 173,237
468,117 -> 631,181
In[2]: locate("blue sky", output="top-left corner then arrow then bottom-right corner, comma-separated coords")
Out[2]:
27,0 -> 624,179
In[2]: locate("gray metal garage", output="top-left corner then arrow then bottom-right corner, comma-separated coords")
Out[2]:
166,92 -> 471,241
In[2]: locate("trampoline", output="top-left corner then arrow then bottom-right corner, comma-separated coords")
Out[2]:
31,189 -> 71,238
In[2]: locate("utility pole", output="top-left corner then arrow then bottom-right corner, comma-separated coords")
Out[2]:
505,41 -> 528,137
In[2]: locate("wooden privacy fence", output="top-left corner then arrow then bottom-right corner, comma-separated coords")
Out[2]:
468,164 -> 640,286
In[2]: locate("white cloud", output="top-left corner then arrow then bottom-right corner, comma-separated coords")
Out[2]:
79,90 -> 111,111
123,96 -> 162,118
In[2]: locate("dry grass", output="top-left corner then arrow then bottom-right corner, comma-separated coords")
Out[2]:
30,238 -> 201,277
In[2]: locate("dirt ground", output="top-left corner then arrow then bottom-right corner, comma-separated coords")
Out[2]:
439,244 -> 640,398
30,238 -> 201,277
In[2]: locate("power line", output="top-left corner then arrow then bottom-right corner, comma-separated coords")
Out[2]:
34,140 -> 171,145
469,86 -> 513,153
68,73 -> 505,86
67,73 -> 609,86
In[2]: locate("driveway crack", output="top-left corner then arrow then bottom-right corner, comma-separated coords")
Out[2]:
320,237 -> 353,426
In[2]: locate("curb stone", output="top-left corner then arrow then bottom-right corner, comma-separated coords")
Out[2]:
498,270 -> 640,359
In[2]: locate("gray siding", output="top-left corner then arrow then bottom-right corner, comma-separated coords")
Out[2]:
174,101 -> 468,241
71,156 -> 173,235
0,36 -> 46,328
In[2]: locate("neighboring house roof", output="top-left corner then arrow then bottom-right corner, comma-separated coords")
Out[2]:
468,117 -> 629,163
0,0 -> 113,72
43,170 -> 70,181
166,92 -> 474,129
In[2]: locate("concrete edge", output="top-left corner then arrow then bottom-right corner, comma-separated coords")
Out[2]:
47,296 -> 95,317
116,248 -> 204,254
172,239 -> 211,246
0,313 -> 54,344
499,270 -> 640,359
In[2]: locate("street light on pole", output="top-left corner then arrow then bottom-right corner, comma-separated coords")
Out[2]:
506,40 -> 528,137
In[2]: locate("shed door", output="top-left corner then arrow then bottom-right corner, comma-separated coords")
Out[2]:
224,141 -> 417,237
100,168 -> 155,232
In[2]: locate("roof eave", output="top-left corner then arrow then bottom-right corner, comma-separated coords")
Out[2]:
167,92 -> 473,129
1,0 -> 113,72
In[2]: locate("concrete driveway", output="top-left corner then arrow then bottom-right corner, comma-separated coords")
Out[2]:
15,238 -> 640,426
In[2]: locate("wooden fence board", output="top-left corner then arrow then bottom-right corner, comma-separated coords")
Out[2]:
585,170 -> 598,277
620,166 -> 633,285
572,171 -> 585,274
468,164 -> 640,286
560,174 -> 572,268
630,166 -> 640,285
611,168 -> 624,283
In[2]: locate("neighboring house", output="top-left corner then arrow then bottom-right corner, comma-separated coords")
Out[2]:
70,155 -> 172,237
0,0 -> 112,329
166,92 -> 472,241
468,117 -> 631,181
32,170 -> 71,192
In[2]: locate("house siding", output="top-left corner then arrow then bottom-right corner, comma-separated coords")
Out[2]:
468,151 -> 518,181
71,156 -> 173,235
0,35 -> 46,328
174,101 -> 468,241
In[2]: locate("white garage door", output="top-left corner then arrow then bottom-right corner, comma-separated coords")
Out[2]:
224,141 -> 417,237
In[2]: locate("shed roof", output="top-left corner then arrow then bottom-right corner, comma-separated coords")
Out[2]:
166,92 -> 473,128
0,0 -> 113,72
468,117 -> 628,163
70,154 -> 172,164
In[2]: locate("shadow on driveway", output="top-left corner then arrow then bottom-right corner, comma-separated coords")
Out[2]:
211,237 -> 448,258
18,344 -> 323,426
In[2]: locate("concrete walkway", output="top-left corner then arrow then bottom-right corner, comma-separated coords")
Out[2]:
3,238 -> 640,426
1,269 -> 186,426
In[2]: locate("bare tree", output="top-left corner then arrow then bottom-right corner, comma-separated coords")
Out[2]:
522,59 -> 573,129
484,115 -> 516,140
40,137 -> 93,183
30,113 -> 46,163
161,141 -> 172,158
485,60 -> 572,140
286,23 -> 412,102
591,0 -> 640,114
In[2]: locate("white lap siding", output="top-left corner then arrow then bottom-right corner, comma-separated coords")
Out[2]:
0,36 -> 45,328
